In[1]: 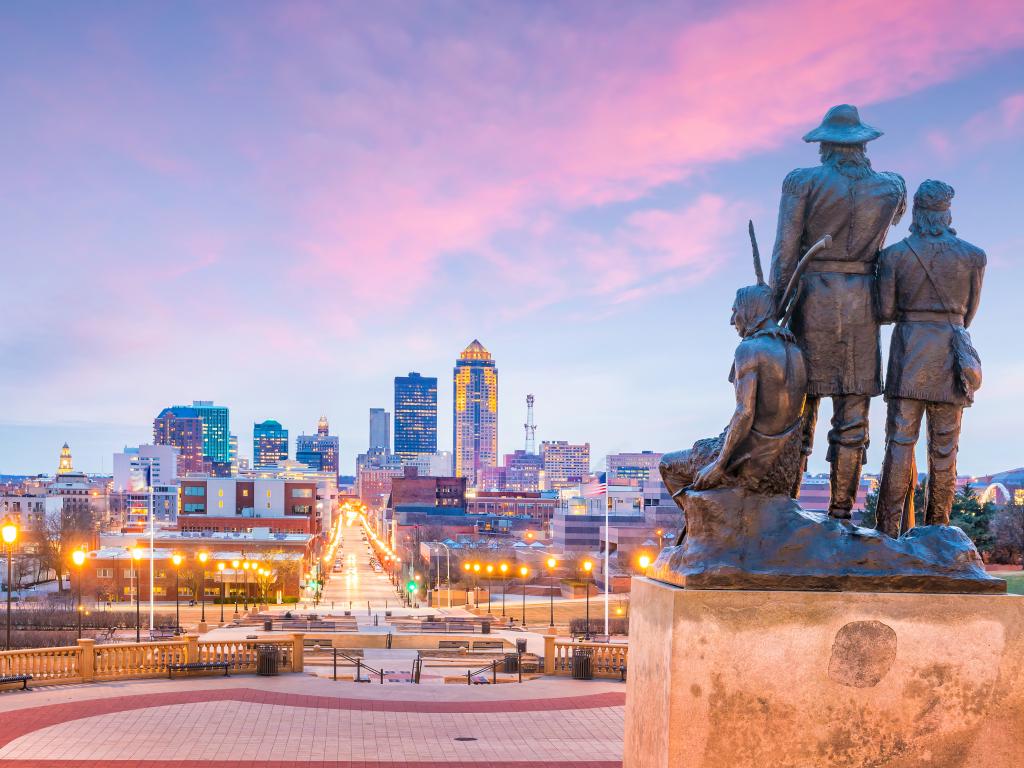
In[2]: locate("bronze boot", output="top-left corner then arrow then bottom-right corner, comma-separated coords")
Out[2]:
828,446 -> 863,520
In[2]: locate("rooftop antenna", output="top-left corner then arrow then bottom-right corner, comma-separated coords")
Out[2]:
524,394 -> 537,454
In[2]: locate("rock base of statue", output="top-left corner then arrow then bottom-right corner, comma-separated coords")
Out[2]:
651,487 -> 1005,593
624,578 -> 1024,768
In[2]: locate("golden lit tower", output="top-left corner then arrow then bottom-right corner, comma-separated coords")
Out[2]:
57,442 -> 74,475
453,340 -> 498,487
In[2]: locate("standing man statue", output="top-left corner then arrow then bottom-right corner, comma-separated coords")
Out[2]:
770,104 -> 906,518
874,181 -> 985,537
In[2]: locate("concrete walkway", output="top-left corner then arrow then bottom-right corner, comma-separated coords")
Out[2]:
0,673 -> 624,766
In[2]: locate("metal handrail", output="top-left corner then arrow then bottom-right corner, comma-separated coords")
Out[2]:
332,648 -> 384,683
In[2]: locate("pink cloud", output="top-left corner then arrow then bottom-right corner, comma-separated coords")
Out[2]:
258,0 -> 1024,314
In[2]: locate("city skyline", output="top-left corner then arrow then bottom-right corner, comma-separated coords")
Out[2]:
2,3 -> 1024,476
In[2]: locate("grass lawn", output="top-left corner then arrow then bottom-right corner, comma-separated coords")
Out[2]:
1002,571 -> 1024,595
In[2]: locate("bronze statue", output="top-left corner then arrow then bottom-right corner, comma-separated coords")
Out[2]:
874,180 -> 986,537
769,105 -> 906,518
660,225 -> 807,500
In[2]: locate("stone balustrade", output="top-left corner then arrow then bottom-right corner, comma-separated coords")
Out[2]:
0,633 -> 305,686
543,631 -> 628,678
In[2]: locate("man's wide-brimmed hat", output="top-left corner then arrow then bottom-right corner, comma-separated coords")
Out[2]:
803,104 -> 883,144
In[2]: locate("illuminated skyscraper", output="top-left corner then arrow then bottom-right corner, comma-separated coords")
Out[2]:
394,372 -> 438,463
190,400 -> 230,464
154,406 -> 205,475
253,419 -> 288,469
56,442 -> 74,475
369,408 -> 391,453
296,416 -> 340,475
453,340 -> 498,487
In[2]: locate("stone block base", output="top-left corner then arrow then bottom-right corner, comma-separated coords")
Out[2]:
624,578 -> 1024,768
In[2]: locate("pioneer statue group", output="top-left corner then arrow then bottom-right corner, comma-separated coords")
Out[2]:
661,104 -> 986,541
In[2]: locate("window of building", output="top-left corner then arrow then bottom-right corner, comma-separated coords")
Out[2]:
96,568 -> 113,579
218,500 -> 224,509
184,503 -> 206,513
290,505 -> 312,515
241,489 -> 249,497
292,488 -> 313,498
218,489 -> 224,497
184,486 -> 204,496
266,490 -> 272,498
153,586 -> 167,596
123,569 -> 133,579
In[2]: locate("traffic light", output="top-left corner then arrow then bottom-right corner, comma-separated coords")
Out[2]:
406,580 -> 417,594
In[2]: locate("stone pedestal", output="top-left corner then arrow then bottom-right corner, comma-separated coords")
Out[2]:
624,578 -> 1024,768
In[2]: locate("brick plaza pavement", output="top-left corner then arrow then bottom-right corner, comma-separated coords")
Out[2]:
0,673 -> 624,767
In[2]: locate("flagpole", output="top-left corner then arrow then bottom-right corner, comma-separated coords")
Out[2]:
148,470 -> 155,632
604,477 -> 610,636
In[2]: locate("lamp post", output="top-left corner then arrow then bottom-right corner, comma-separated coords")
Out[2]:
242,561 -> 250,611
217,563 -> 225,623
198,552 -> 208,623
485,564 -> 494,614
546,557 -> 557,628
72,549 -> 86,639
231,560 -> 240,614
519,566 -> 529,627
171,554 -> 182,632
2,522 -> 17,651
472,562 -> 481,609
582,560 -> 593,640
499,563 -> 508,616
131,547 -> 143,643
462,562 -> 471,607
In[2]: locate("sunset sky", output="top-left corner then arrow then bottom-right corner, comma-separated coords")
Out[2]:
2,1 -> 1023,476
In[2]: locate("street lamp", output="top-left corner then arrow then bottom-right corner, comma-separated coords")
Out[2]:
638,554 -> 652,571
72,549 -> 86,639
171,554 -> 182,632
131,547 -> 143,642
217,563 -> 225,623
582,559 -> 594,640
499,562 -> 509,616
485,564 -> 494,614
242,561 -> 251,611
462,562 -> 471,607
231,560 -> 240,614
2,522 -> 17,651
546,556 -> 558,627
472,562 -> 481,609
519,566 -> 529,627
198,552 -> 209,623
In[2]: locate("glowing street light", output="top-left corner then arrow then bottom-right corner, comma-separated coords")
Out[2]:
582,560 -> 594,640
71,549 -> 86,639
197,552 -> 209,623
131,547 -> 144,642
545,557 -> 558,627
638,554 -> 652,571
217,562 -> 226,623
499,562 -> 509,617
171,554 -> 183,632
519,566 -> 529,627
2,522 -> 18,650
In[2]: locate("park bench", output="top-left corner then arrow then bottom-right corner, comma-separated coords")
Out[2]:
472,641 -> 505,651
438,640 -> 470,650
0,674 -> 32,691
168,661 -> 230,679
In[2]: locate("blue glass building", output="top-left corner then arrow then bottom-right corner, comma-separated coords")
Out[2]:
394,372 -> 438,463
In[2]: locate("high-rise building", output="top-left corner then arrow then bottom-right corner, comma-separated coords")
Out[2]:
541,440 -> 591,487
296,416 -> 340,475
229,435 -> 239,475
253,420 -> 288,469
154,406 -> 205,475
190,400 -> 230,464
369,408 -> 391,453
453,340 -> 498,487
606,451 -> 664,483
394,372 -> 438,462
110,444 -> 180,525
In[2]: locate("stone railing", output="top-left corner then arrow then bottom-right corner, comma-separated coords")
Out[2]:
0,633 -> 304,686
544,633 -> 628,678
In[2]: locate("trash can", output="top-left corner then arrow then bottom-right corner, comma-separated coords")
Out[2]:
257,644 -> 280,676
571,648 -> 593,680
481,621 -> 491,634
263,620 -> 273,632
503,653 -> 519,673
516,638 -> 528,654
